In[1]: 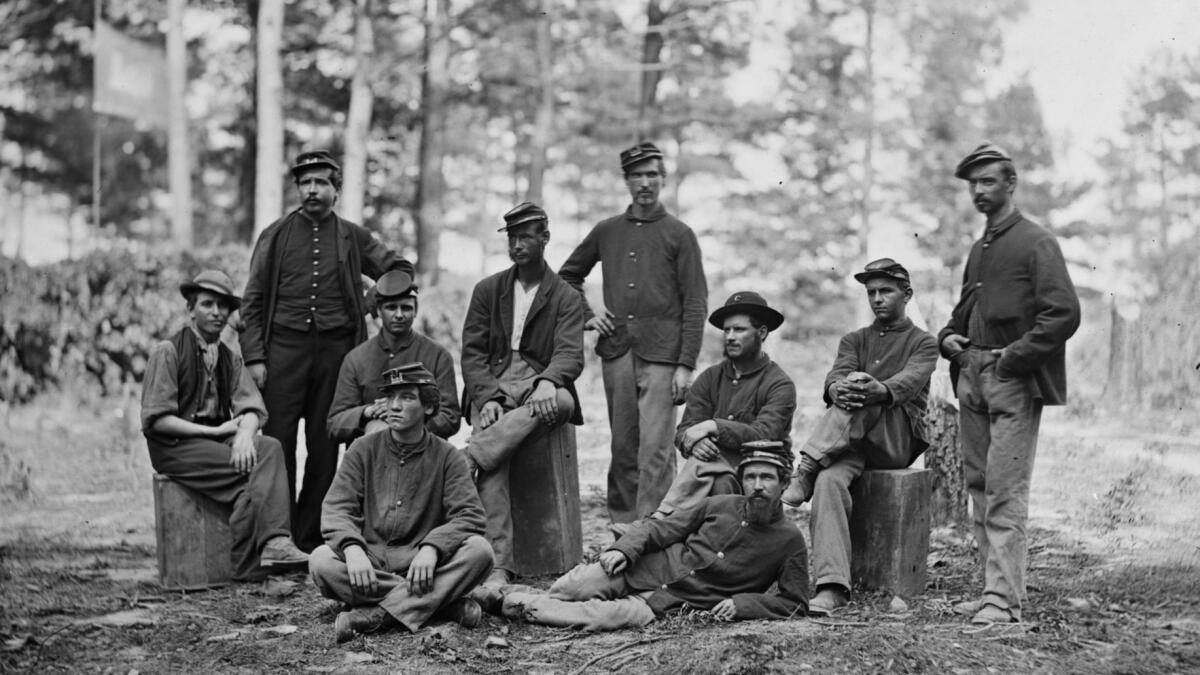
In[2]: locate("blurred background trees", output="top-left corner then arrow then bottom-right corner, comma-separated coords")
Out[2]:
1,0 -> 1196,411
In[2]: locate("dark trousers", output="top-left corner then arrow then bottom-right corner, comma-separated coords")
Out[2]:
147,434 -> 292,581
262,325 -> 357,551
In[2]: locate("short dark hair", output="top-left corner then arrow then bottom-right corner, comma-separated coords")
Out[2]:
998,160 -> 1017,182
418,384 -> 440,416
623,157 -> 666,180
737,462 -> 789,484
373,293 -> 418,318
185,291 -> 235,312
294,166 -> 343,191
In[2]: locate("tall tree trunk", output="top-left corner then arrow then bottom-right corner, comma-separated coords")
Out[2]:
525,1 -> 553,204
166,0 -> 193,246
238,0 -> 260,244
636,0 -> 666,140
414,0 -> 448,284
342,0 -> 375,223
855,0 -> 876,328
254,0 -> 285,238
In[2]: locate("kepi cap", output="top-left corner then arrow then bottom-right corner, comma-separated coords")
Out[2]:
180,270 -> 241,310
707,291 -> 784,331
954,142 -> 1012,180
736,440 -> 794,474
375,270 -> 418,300
498,201 -> 548,232
290,150 -> 341,179
380,362 -> 436,390
853,258 -> 911,285
619,141 -> 664,172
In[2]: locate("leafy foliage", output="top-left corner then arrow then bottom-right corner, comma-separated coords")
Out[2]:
0,245 -> 249,402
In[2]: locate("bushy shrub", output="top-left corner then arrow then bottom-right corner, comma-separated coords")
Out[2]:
1,244 -> 250,402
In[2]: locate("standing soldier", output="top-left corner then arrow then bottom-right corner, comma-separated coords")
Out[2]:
939,143 -> 1080,625
240,150 -> 413,551
559,142 -> 708,525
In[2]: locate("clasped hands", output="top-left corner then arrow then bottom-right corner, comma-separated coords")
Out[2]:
828,372 -> 888,410
681,419 -> 721,461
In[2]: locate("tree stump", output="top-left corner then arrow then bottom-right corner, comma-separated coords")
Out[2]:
508,424 -> 583,576
849,468 -> 932,597
153,475 -> 232,589
924,379 -> 969,530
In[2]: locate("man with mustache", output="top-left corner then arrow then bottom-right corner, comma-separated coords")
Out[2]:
459,201 -> 585,591
779,259 -> 938,615
327,269 -> 461,442
485,441 -> 808,630
611,291 -> 796,535
240,150 -> 413,552
938,144 -> 1080,626
559,141 -> 708,528
141,270 -> 308,581
310,363 -> 493,643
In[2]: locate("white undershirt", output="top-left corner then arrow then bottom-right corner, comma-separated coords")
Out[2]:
511,281 -> 540,350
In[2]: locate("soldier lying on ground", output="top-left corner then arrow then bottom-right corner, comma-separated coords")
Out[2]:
474,440 -> 809,631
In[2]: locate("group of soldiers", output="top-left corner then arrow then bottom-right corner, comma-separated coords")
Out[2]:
140,140 -> 1080,642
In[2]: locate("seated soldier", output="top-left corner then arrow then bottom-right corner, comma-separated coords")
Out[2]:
309,364 -> 494,643
611,291 -> 795,537
327,270 -> 461,442
483,441 -> 808,631
459,202 -> 585,589
781,258 -> 938,615
141,270 -> 308,581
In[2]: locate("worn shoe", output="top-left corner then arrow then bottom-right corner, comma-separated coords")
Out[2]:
953,599 -> 985,616
437,597 -> 483,629
971,603 -> 1018,625
260,536 -> 309,568
468,584 -> 504,615
808,586 -> 850,616
333,606 -> 397,643
781,456 -> 822,506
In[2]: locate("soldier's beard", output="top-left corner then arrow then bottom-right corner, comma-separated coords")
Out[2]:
745,494 -> 777,524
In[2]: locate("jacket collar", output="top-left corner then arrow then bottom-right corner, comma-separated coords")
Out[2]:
721,351 -> 771,379
377,328 -> 416,354
984,208 -> 1023,242
624,203 -> 667,224
870,317 -> 914,333
385,428 -> 429,459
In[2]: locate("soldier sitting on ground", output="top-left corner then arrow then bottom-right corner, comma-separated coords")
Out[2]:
309,364 -> 494,643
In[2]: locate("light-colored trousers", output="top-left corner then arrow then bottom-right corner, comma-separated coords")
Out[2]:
807,404 -> 918,591
308,535 -> 494,631
465,356 -> 574,575
653,453 -> 741,517
602,352 -> 678,523
957,348 -> 1043,620
501,562 -> 655,631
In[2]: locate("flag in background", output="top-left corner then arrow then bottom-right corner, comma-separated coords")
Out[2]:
93,20 -> 169,128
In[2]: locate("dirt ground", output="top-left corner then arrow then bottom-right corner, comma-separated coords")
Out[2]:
3,387 -> 1200,674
